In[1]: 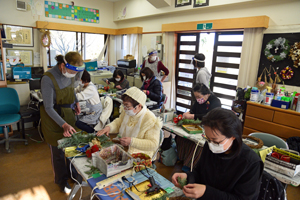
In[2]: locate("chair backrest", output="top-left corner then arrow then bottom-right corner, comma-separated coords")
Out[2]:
0,88 -> 20,115
249,132 -> 288,149
152,129 -> 165,161
94,96 -> 113,130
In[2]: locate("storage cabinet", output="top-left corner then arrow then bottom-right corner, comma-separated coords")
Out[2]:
243,102 -> 300,139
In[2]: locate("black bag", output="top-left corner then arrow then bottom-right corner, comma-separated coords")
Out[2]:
257,171 -> 285,200
286,137 -> 300,153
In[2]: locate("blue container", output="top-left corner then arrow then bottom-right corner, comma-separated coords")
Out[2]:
12,66 -> 31,80
85,61 -> 98,71
271,99 -> 290,109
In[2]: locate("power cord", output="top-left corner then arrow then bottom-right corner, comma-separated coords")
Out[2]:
70,154 -> 83,200
26,119 -> 44,143
190,137 -> 201,172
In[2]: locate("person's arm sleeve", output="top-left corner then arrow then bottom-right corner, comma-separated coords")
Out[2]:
120,79 -> 129,89
76,86 -> 95,101
130,119 -> 160,151
142,60 -> 146,68
41,76 -> 66,127
107,77 -> 114,83
207,97 -> 221,111
147,81 -> 162,101
200,161 -> 263,200
107,108 -> 125,133
190,103 -> 196,114
158,62 -> 169,75
196,71 -> 206,84
75,85 -> 81,93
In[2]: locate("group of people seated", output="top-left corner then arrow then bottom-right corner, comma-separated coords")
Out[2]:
41,51 -> 263,199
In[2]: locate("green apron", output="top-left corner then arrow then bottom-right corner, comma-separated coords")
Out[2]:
40,72 -> 78,146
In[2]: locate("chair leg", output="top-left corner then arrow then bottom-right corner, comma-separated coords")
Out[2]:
0,125 -> 28,153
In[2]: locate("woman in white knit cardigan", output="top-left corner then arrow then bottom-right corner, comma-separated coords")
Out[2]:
96,87 -> 162,158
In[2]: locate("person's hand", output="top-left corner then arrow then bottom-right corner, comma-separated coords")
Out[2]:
96,126 -> 110,136
143,90 -> 147,94
62,123 -> 76,137
172,173 -> 187,188
183,184 -> 206,199
183,112 -> 193,119
116,85 -> 122,90
120,137 -> 131,146
75,102 -> 81,115
106,80 -> 109,85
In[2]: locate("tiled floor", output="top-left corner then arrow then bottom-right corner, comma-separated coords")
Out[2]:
0,129 -> 299,200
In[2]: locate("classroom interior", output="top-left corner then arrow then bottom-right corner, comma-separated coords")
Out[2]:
1,0 -> 300,200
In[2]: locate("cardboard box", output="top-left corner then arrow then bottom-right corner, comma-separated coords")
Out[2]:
92,144 -> 133,177
264,147 -> 300,177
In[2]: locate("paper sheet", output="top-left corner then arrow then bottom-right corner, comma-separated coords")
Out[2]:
34,52 -> 40,65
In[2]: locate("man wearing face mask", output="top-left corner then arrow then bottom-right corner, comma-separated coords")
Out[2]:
142,48 -> 169,83
172,108 -> 263,200
40,52 -> 84,193
96,87 -> 162,159
177,83 -> 221,171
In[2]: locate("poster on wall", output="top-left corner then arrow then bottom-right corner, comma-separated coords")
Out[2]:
44,1 -> 99,23
175,0 -> 192,7
3,25 -> 34,47
7,49 -> 33,66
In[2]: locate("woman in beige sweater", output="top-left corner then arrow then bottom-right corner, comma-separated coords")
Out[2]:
96,87 -> 162,158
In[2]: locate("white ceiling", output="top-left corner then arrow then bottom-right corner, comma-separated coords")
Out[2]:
102,0 -> 122,2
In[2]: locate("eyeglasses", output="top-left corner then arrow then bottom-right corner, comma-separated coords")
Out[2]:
122,103 -> 136,110
201,134 -> 227,146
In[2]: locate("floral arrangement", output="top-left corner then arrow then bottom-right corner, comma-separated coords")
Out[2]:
264,37 -> 290,62
280,66 -> 294,80
289,41 -> 300,68
173,114 -> 201,126
173,114 -> 183,124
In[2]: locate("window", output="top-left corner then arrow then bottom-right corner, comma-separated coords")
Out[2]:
47,30 -> 105,67
175,31 -> 244,112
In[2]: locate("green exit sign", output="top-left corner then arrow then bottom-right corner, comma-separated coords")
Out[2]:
197,23 -> 213,30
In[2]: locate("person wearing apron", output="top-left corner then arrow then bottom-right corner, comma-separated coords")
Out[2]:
142,48 -> 169,83
40,52 -> 85,193
75,70 -> 103,133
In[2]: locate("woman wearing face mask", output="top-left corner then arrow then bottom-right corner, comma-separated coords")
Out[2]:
75,70 -> 102,133
106,69 -> 129,90
183,83 -> 221,120
96,87 -> 162,158
40,52 -> 84,193
140,67 -> 163,110
142,48 -> 169,83
172,108 -> 263,200
177,83 -> 221,171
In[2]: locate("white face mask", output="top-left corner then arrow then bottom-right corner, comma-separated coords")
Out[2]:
79,81 -> 84,86
208,138 -> 233,154
115,78 -> 121,82
63,69 -> 76,78
150,56 -> 157,62
125,109 -> 136,116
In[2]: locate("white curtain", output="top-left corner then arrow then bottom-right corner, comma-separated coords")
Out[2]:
97,35 -> 110,62
238,28 -> 264,88
163,32 -> 177,109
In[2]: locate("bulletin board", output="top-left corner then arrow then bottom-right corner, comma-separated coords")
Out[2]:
257,33 -> 300,86
44,1 -> 99,23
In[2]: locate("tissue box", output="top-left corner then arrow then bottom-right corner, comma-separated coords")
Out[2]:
92,144 -> 133,177
85,61 -> 98,71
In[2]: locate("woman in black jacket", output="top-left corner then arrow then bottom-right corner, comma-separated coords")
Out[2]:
140,67 -> 163,110
172,108 -> 263,200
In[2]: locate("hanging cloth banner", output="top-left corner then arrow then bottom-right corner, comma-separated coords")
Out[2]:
44,1 -> 99,23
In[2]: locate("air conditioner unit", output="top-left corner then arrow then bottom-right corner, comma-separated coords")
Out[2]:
16,0 -> 27,11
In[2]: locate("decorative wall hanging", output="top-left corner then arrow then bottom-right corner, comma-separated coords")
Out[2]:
175,0 -> 192,7
194,0 -> 209,7
264,37 -> 290,62
280,66 -> 294,80
44,1 -> 99,23
3,25 -> 34,47
40,29 -> 51,48
289,41 -> 300,68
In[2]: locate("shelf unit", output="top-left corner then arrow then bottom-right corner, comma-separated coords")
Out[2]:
0,36 -> 7,87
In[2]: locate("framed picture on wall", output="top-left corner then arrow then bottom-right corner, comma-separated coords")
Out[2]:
3,25 -> 34,47
175,0 -> 192,8
7,49 -> 33,66
194,0 -> 209,7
